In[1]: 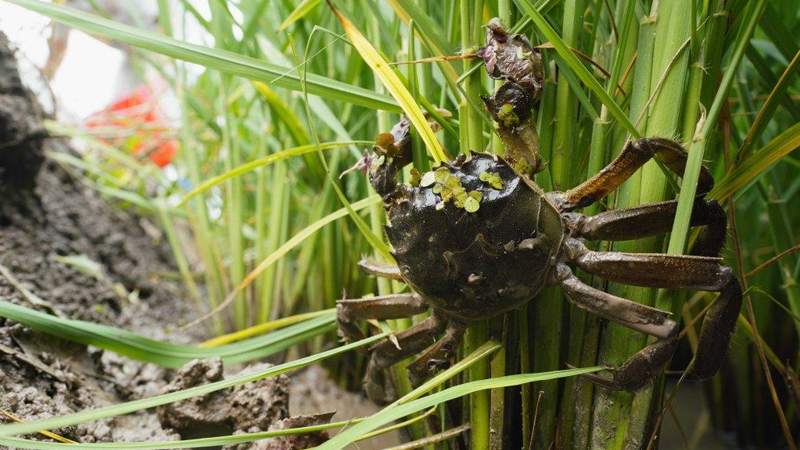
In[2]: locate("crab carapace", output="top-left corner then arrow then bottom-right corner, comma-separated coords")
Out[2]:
337,19 -> 741,404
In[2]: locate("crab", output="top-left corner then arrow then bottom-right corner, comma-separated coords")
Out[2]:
337,19 -> 742,404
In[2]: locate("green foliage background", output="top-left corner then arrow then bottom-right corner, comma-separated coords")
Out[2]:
1,0 -> 800,448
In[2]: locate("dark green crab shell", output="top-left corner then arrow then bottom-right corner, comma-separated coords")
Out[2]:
384,153 -> 564,324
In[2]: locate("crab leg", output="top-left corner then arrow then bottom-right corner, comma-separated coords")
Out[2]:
550,263 -> 680,390
336,293 -> 428,345
406,322 -> 467,387
551,264 -> 676,339
564,197 -> 727,256
483,82 -> 543,175
365,313 -> 447,404
564,238 -> 742,388
557,138 -> 715,211
358,258 -> 403,280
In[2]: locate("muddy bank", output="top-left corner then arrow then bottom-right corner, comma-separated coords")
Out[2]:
0,33 -> 397,449
0,30 -> 200,446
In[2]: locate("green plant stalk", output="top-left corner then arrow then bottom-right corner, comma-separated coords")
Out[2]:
520,28 -> 558,448
408,21 -> 431,175
220,85 -> 247,330
588,2 -> 655,447
156,202 -> 202,306
666,0 -> 767,256
259,160 -> 287,323
488,4 -> 512,449
618,0 -> 695,446
458,1 -> 490,448
529,1 -> 584,448
560,2 -> 639,445
548,0 -> 583,191
518,307 -> 532,449
254,135 -> 269,322
174,37 -> 225,333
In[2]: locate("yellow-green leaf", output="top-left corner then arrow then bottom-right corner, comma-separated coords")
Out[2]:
279,0 -> 323,31
329,2 -> 448,164
710,121 -> 800,201
177,141 -> 370,207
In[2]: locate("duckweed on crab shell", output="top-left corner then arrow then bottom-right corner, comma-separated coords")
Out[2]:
385,153 -> 562,322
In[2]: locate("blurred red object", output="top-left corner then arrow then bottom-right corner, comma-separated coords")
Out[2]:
84,84 -> 177,167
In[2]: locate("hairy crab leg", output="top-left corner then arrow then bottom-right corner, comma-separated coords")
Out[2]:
365,314 -> 447,404
357,257 -> 403,280
564,238 -> 743,388
551,263 -> 680,390
336,293 -> 428,346
405,322 -> 467,387
555,137 -> 716,211
550,264 -> 676,339
563,197 -> 727,257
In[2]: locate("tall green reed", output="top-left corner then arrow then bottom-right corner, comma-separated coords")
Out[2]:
10,0 -> 800,448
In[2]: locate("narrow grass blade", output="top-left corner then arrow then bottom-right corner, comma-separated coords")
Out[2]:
0,333 -> 387,437
4,0 -> 399,111
513,0 -> 640,139
0,410 -> 75,444
0,298 -> 335,368
737,47 -> 800,161
710,121 -> 800,201
329,2 -> 448,164
199,309 -> 334,347
391,339 -> 503,407
177,141 -> 370,206
317,366 -> 602,450
279,0 -> 323,31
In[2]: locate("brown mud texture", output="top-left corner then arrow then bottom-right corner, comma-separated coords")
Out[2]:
0,33 -> 399,450
0,30 -> 201,446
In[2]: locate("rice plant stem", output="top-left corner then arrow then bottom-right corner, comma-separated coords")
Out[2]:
666,0 -> 767,257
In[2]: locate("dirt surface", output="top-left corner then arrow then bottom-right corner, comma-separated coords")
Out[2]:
0,33 -> 399,450
289,365 -> 402,449
0,31 -> 199,446
157,358 -> 290,440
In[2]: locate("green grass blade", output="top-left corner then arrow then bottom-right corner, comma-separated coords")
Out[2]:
4,0 -> 399,112
0,298 -> 336,368
513,0 -> 640,139
710,121 -> 800,201
279,0 -> 323,31
177,141 -> 370,206
317,366 -> 602,450
0,301 -> 334,369
737,47 -> 800,161
0,332 -> 387,437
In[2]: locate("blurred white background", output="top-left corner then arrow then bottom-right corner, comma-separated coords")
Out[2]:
0,0 -> 210,122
